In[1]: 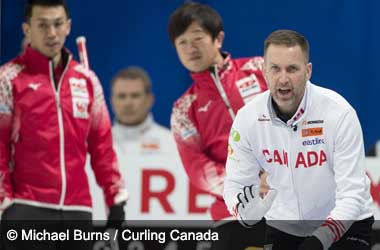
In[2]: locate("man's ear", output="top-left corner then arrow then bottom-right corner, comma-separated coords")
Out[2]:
66,19 -> 72,36
22,22 -> 30,38
215,31 -> 225,49
306,62 -> 312,81
262,60 -> 269,83
147,93 -> 154,110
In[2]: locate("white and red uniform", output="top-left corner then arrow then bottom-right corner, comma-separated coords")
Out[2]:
224,82 -> 373,249
171,54 -> 267,221
87,114 -> 213,221
0,46 -> 128,212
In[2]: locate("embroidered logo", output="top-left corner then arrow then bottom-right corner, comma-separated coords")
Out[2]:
28,83 -> 42,91
301,127 -> 323,137
198,100 -> 212,112
69,78 -> 89,119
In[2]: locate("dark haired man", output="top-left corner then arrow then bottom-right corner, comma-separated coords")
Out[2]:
0,1 -> 127,249
168,2 -> 268,249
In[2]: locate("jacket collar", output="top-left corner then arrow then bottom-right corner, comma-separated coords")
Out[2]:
20,45 -> 71,74
189,52 -> 232,85
268,81 -> 311,127
113,113 -> 154,139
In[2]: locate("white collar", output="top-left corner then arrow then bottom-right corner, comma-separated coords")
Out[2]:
113,113 -> 154,139
267,81 -> 311,127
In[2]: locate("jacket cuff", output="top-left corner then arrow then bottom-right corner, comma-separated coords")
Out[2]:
112,188 -> 129,206
312,226 -> 334,250
0,197 -> 13,211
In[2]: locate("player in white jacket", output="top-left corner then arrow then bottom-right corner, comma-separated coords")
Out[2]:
87,67 -> 212,222
224,30 -> 373,250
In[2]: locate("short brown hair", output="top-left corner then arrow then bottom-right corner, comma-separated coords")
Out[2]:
111,66 -> 152,93
264,29 -> 310,62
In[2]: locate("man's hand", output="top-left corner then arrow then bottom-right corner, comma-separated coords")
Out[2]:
0,197 -> 12,212
298,236 -> 323,250
259,170 -> 270,198
235,185 -> 277,227
106,202 -> 125,228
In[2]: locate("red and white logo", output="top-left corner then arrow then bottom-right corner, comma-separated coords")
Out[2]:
235,74 -> 262,103
69,78 -> 89,119
28,83 -> 42,91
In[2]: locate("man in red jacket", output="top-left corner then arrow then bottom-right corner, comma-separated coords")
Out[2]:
168,2 -> 268,249
0,0 -> 128,249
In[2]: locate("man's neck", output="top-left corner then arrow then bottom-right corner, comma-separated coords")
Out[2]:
213,52 -> 225,67
52,52 -> 62,68
272,99 -> 295,123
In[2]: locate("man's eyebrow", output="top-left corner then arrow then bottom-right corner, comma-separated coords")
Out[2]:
35,17 -> 65,22
190,28 -> 204,34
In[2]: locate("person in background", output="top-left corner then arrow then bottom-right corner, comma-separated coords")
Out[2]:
0,0 -> 127,249
87,66 -> 212,222
168,2 -> 268,249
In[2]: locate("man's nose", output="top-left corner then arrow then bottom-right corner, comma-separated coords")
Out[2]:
46,25 -> 57,38
278,71 -> 289,84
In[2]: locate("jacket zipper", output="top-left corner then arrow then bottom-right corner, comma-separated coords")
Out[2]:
49,56 -> 71,208
209,65 -> 236,120
286,122 -> 304,220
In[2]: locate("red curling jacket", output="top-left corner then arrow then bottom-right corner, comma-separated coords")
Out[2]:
171,54 -> 267,220
0,46 -> 128,212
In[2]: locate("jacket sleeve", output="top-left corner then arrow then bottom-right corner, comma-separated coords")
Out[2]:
223,109 -> 261,216
0,73 -> 14,209
171,95 -> 227,197
87,71 -> 128,208
313,109 -> 371,249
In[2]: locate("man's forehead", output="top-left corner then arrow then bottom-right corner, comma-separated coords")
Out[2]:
30,5 -> 67,20
265,45 -> 306,62
182,23 -> 206,36
113,78 -> 146,90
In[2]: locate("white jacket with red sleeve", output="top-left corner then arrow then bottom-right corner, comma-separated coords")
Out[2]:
224,81 -> 373,249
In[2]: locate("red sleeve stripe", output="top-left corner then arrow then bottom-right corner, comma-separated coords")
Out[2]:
327,219 -> 343,239
322,222 -> 338,242
232,204 -> 238,217
323,220 -> 342,241
327,217 -> 346,236
335,219 -> 346,232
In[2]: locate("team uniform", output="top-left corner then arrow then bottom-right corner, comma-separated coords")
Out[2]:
224,81 -> 373,250
87,114 -> 212,222
171,54 -> 267,248
0,46 -> 128,249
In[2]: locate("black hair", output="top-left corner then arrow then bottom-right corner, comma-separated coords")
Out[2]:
168,2 -> 223,44
24,0 -> 69,22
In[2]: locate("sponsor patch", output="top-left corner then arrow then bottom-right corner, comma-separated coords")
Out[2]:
302,120 -> 324,126
227,144 -> 240,162
141,138 -> 160,153
301,127 -> 323,137
235,74 -> 262,103
302,138 -> 325,146
72,98 -> 89,119
181,128 -> 197,140
230,129 -> 241,142
69,78 -> 89,119
69,78 -> 89,98
258,114 -> 271,122
228,144 -> 234,156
